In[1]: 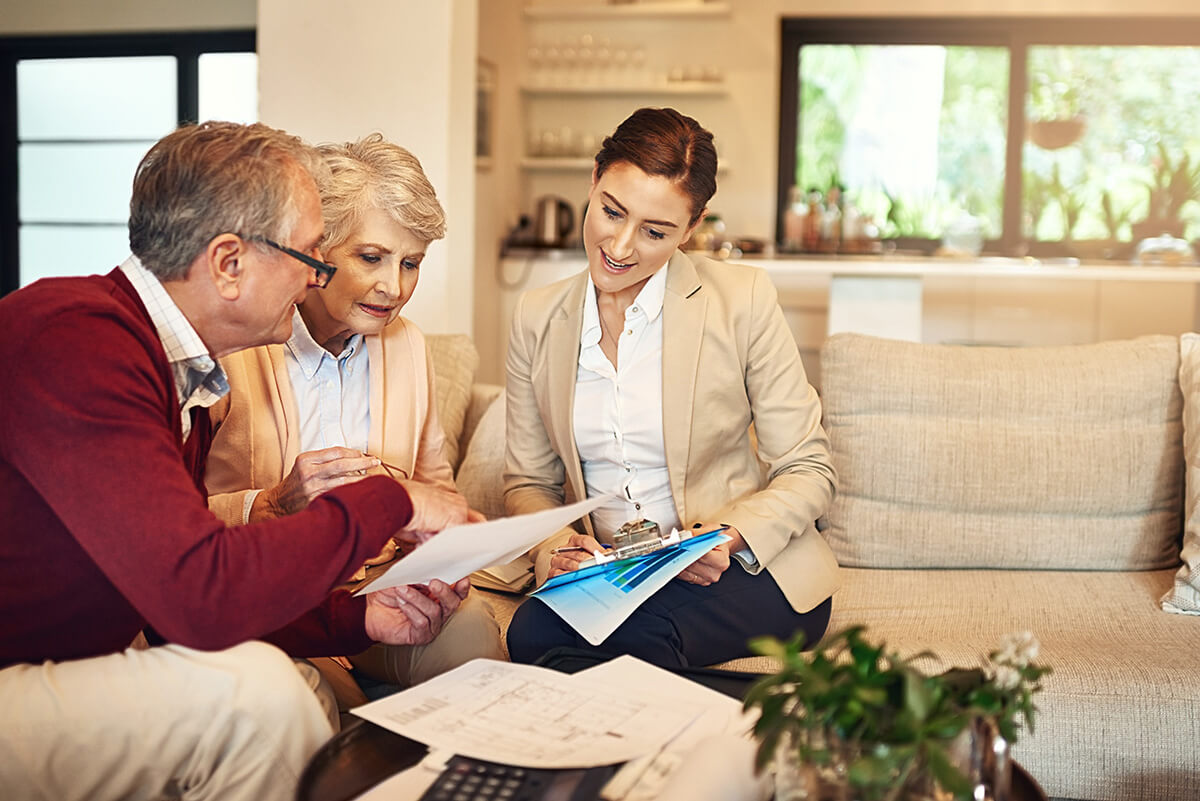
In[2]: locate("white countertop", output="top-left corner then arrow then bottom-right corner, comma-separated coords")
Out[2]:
503,250 -> 1200,282
740,256 -> 1200,283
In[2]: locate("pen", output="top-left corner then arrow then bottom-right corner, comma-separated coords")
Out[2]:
551,543 -> 614,555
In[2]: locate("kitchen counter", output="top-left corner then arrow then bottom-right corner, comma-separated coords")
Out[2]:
496,250 -> 1200,387
503,247 -> 1200,281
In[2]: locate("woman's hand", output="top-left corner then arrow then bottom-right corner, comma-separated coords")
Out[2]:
252,447 -> 380,520
364,578 -> 470,646
676,523 -> 747,586
547,532 -> 608,578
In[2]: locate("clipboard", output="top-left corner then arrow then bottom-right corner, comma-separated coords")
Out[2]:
535,526 -> 729,593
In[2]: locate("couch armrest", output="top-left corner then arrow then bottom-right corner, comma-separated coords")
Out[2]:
461,383 -> 502,458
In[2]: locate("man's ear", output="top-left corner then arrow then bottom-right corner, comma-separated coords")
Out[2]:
678,207 -> 708,248
206,234 -> 246,300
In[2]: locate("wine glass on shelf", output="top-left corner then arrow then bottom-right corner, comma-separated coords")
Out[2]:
631,46 -> 647,87
527,42 -> 545,86
560,39 -> 578,87
595,37 -> 613,86
577,34 -> 595,85
544,40 -> 562,87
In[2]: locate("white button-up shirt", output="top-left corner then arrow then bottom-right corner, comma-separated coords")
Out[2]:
119,255 -> 228,441
573,266 -> 681,539
283,307 -> 371,455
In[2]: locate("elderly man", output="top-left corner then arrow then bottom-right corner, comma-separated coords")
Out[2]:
0,122 -> 470,801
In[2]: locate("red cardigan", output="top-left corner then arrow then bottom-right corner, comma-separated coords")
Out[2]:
0,268 -> 412,668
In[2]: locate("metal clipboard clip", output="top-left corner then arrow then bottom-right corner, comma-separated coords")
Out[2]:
577,518 -> 684,569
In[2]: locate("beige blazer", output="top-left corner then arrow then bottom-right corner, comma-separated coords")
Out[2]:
504,250 -> 840,613
206,316 -> 454,528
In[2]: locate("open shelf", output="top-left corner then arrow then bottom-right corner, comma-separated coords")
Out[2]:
524,2 -> 731,20
520,81 -> 725,96
522,157 -> 730,173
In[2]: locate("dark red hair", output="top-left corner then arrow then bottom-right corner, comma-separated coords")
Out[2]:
594,107 -> 717,225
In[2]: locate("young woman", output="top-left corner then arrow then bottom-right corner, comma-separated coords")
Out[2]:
205,134 -> 503,703
504,107 -> 838,668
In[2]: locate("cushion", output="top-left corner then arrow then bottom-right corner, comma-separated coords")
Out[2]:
1162,332 -> 1200,613
828,566 -> 1200,801
426,334 -> 480,471
820,333 -> 1184,570
455,394 -> 507,521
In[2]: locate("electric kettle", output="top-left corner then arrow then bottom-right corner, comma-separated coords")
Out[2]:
535,195 -> 575,248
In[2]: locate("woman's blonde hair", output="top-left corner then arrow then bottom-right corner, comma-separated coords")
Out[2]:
315,133 -> 446,252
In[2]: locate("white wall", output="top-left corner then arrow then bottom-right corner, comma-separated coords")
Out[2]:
0,0 -> 255,34
257,0 -> 478,337
474,0 -> 526,382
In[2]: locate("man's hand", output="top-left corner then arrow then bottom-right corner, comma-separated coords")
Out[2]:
547,532 -> 607,578
676,523 -> 746,587
363,578 -> 470,645
395,480 -> 473,541
251,447 -> 379,520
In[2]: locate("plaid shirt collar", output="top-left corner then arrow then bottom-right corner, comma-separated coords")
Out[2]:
119,256 -> 229,432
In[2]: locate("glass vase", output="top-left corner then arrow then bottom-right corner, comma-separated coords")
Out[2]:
772,720 -> 1010,801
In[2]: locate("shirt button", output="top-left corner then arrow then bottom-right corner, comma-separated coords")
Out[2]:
626,329 -> 633,335
631,306 -> 639,313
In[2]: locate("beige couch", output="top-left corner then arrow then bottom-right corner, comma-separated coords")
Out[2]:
427,332 -> 1200,801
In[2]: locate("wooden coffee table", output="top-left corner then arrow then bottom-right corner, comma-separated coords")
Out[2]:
296,649 -> 1050,801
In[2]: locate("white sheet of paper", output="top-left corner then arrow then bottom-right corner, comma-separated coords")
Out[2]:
530,532 -> 729,644
351,658 -> 697,769
356,494 -> 611,595
580,656 -> 755,801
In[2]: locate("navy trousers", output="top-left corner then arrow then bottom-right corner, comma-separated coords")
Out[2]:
506,564 -> 832,668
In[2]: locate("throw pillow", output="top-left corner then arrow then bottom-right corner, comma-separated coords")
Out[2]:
821,333 -> 1183,571
1163,332 -> 1200,614
456,394 -> 507,521
425,333 -> 479,471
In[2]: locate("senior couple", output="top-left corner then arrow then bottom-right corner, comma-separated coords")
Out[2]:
0,109 -> 839,801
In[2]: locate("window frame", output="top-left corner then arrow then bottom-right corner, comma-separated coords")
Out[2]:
777,16 -> 1200,255
0,30 -> 255,295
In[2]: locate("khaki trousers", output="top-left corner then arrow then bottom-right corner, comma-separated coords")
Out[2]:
0,641 -> 336,801
316,589 -> 507,711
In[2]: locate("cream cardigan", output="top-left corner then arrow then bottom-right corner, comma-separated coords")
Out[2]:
206,315 -> 455,529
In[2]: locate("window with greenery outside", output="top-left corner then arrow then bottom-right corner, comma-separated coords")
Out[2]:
784,20 -> 1200,258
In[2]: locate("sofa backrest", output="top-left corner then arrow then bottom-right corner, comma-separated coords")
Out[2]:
820,333 -> 1184,571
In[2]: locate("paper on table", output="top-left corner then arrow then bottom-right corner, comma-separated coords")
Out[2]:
355,494 -> 611,595
579,656 -> 753,801
351,658 -> 698,770
650,734 -> 772,801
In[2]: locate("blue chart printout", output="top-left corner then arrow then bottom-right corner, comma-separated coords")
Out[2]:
530,529 -> 730,645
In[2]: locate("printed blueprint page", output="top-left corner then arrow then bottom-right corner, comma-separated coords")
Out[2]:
530,532 -> 730,645
351,659 -> 697,769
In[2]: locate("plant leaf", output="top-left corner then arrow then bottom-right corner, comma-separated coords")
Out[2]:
924,743 -> 974,800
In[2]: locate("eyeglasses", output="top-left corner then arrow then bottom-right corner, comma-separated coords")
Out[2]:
379,460 -> 410,481
255,237 -> 337,289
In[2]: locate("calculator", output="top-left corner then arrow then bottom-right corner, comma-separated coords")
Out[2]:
418,755 -> 618,801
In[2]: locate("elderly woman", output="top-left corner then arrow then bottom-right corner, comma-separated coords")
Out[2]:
504,107 -> 839,668
206,133 -> 503,703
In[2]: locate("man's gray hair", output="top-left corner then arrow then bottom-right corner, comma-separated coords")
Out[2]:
128,121 -> 327,280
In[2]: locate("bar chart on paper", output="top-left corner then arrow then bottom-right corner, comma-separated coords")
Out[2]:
531,530 -> 730,644
604,549 -> 685,593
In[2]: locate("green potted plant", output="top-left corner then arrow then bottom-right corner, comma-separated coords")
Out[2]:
744,626 -> 1050,801
1027,75 -> 1085,150
1130,143 -> 1200,242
